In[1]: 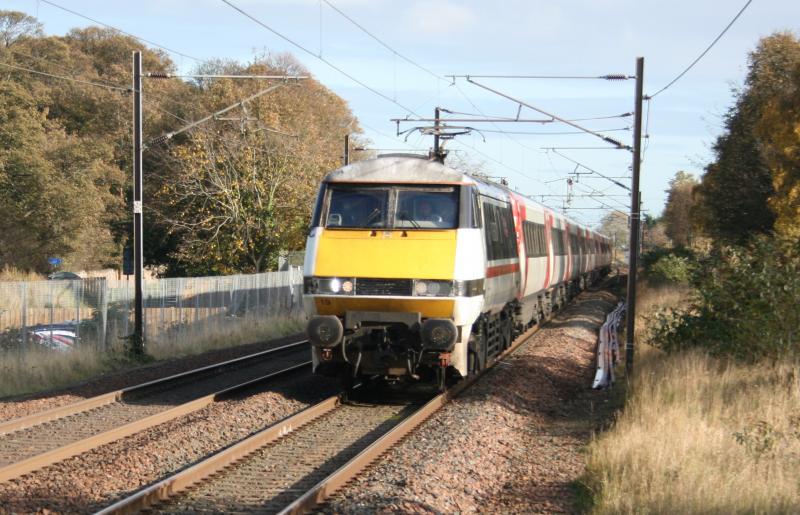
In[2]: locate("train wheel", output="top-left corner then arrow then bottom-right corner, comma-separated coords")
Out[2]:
339,364 -> 355,391
503,314 -> 513,349
436,366 -> 447,393
468,322 -> 487,375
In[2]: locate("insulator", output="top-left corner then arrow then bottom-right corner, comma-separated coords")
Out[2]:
147,72 -> 171,79
151,134 -> 172,145
602,74 -> 629,80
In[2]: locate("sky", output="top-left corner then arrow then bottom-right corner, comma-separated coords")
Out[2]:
5,0 -> 799,227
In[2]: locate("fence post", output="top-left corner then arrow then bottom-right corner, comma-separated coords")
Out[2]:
100,279 -> 108,349
48,280 -> 54,343
20,282 -> 28,350
75,279 -> 82,344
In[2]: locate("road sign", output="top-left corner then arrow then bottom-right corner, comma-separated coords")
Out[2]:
123,246 -> 133,276
48,257 -> 62,266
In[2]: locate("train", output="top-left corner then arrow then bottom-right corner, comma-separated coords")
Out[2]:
302,154 -> 612,389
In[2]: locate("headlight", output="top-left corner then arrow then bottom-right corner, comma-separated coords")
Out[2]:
413,279 -> 453,297
303,277 -> 355,295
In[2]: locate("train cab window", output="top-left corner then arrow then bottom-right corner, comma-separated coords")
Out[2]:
396,188 -> 459,229
326,186 -> 389,228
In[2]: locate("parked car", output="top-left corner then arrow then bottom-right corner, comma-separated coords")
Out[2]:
27,323 -> 78,352
48,271 -> 82,280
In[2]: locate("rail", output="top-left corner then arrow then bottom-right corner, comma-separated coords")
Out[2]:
99,319 -> 547,514
0,339 -> 310,483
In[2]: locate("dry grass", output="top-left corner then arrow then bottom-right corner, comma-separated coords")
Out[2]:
147,314 -> 305,360
0,265 -> 45,282
584,282 -> 800,514
0,314 -> 305,398
632,279 -> 690,344
0,346 -> 115,398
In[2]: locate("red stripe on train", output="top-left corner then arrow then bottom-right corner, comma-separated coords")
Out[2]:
486,262 -> 520,278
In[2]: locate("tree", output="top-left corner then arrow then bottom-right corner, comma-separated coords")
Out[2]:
0,81 -> 121,271
753,33 -> 800,237
642,214 -> 669,250
0,10 -> 42,47
598,211 -> 629,255
694,32 -> 800,244
150,56 -> 361,275
662,171 -> 698,247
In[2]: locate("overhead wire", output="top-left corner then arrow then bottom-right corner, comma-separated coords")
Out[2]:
39,0 -> 205,63
2,49 -> 203,125
222,0 -> 554,190
317,0 -> 564,191
321,0 -> 443,82
476,127 -> 630,136
0,60 -> 131,93
221,0 -> 421,116
424,108 -> 632,124
648,0 -> 753,98
4,47 -> 129,90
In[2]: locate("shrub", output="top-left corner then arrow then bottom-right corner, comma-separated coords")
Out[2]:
648,254 -> 693,284
648,234 -> 800,360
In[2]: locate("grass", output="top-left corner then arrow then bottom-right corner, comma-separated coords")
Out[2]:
0,346 -> 121,398
581,281 -> 800,514
0,265 -> 46,282
146,313 -> 305,360
0,313 -> 305,398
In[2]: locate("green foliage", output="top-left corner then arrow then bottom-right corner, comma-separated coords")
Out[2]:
648,254 -> 693,285
0,12 -> 361,276
648,235 -> 800,361
694,32 -> 800,244
641,246 -> 694,270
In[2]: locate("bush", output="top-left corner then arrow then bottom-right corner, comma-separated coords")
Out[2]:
648,254 -> 693,284
649,235 -> 800,360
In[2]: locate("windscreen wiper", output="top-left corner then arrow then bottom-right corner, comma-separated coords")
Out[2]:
398,212 -> 420,229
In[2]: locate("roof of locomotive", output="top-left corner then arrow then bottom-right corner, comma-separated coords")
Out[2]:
323,155 -> 474,184
323,155 -> 609,241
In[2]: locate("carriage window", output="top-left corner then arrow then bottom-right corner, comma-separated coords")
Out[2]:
326,187 -> 389,228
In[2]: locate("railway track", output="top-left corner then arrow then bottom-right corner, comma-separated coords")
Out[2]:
100,321 -> 545,515
0,340 -> 311,483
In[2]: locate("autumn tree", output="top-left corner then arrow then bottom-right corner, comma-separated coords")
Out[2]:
598,210 -> 629,256
662,171 -> 698,247
694,32 -> 800,243
151,56 -> 361,275
752,33 -> 800,237
0,10 -> 41,47
1,11 -> 361,276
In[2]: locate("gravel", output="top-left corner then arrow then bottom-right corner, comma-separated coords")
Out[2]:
0,287 -> 619,514
0,332 -> 305,423
322,289 -> 619,514
0,372 -> 339,514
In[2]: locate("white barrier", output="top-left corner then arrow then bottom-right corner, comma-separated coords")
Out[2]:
592,301 -> 626,389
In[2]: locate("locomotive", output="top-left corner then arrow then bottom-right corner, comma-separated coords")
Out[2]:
302,154 -> 612,389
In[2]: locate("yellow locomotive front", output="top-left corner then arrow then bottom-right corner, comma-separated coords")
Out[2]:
302,156 -> 484,388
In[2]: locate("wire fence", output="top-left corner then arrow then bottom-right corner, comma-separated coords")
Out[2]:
0,268 -> 305,356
